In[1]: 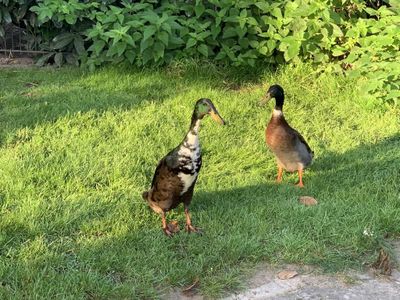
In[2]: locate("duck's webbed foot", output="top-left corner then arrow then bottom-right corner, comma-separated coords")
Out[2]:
185,224 -> 202,234
161,212 -> 174,237
162,227 -> 173,237
184,206 -> 202,235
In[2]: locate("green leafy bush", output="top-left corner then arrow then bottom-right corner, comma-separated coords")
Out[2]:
0,0 -> 36,37
343,6 -> 400,106
1,0 -> 399,104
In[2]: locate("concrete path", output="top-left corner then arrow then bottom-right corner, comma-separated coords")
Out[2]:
225,265 -> 400,300
166,241 -> 400,300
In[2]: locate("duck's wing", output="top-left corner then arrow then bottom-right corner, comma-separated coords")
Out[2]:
150,149 -> 180,188
291,128 -> 313,156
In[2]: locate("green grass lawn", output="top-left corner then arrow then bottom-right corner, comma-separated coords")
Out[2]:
0,62 -> 399,299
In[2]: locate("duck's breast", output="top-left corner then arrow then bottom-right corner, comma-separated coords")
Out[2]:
177,144 -> 201,195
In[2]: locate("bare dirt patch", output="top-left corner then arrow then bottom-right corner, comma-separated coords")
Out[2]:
164,240 -> 400,299
0,53 -> 34,67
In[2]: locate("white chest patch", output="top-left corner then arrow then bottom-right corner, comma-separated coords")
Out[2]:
177,145 -> 200,194
178,172 -> 198,194
177,120 -> 202,195
273,109 -> 283,117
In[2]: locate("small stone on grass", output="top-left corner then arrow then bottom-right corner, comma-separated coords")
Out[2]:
277,270 -> 298,280
299,196 -> 318,206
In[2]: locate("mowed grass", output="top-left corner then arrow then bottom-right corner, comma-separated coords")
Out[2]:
0,62 -> 399,299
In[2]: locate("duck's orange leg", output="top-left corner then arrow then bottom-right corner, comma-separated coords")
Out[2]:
184,205 -> 201,234
276,166 -> 283,183
161,212 -> 173,237
296,168 -> 304,188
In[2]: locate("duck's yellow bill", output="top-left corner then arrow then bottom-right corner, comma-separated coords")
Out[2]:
210,110 -> 225,125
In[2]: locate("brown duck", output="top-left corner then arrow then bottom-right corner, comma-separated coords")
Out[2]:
142,98 -> 225,236
260,85 -> 313,187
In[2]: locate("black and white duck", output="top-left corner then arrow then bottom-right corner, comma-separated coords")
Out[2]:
142,98 -> 225,236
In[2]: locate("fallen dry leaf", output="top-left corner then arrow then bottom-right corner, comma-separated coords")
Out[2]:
299,196 -> 318,206
277,270 -> 298,280
182,277 -> 199,295
372,248 -> 392,275
167,220 -> 180,233
24,81 -> 39,87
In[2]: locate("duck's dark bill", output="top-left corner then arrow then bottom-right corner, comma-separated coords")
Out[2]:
259,93 -> 271,105
210,110 -> 225,125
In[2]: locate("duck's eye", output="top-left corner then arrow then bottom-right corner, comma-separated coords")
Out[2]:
198,103 -> 209,114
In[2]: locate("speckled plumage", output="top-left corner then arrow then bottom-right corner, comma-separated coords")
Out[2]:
142,98 -> 225,236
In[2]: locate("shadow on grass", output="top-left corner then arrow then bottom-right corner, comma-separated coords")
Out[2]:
1,134 -> 399,298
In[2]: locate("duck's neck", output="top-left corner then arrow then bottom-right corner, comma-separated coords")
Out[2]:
273,95 -> 284,117
183,115 -> 201,148
272,108 -> 283,118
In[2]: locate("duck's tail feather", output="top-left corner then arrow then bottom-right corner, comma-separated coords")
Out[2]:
142,191 -> 149,201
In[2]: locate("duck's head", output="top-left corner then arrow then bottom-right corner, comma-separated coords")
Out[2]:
260,84 -> 284,109
193,98 -> 225,125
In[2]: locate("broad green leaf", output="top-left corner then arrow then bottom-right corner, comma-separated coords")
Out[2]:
117,13 -> 124,24
143,25 -> 157,42
215,50 -> 226,60
239,38 -> 249,48
125,50 -> 136,64
106,44 -> 119,57
215,16 -> 222,27
65,53 -> 78,66
36,53 -> 54,67
2,9 -> 12,23
197,44 -> 208,57
198,31 -> 211,40
279,36 -> 300,61
195,4 -> 205,17
142,48 -> 153,65
249,40 -> 259,48
258,46 -> 268,55
132,32 -> 142,41
161,22 -> 171,34
211,25 -> 221,39
186,38 -> 197,48
116,42 -> 127,56
142,11 -> 159,24
332,48 -> 345,57
267,39 -> 276,52
255,2 -> 270,12
65,14 -> 77,25
126,20 -> 143,28
140,37 -> 154,53
386,90 -> 400,99
223,27 -> 237,39
330,23 -> 343,37
54,52 -> 63,67
154,42 -> 165,60
89,40 -> 106,55
236,27 -> 246,39
271,7 -> 282,19
52,33 -> 75,49
157,31 -> 169,46
124,35 -> 135,47
247,17 -> 259,26
74,36 -> 85,55
169,36 -> 184,47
